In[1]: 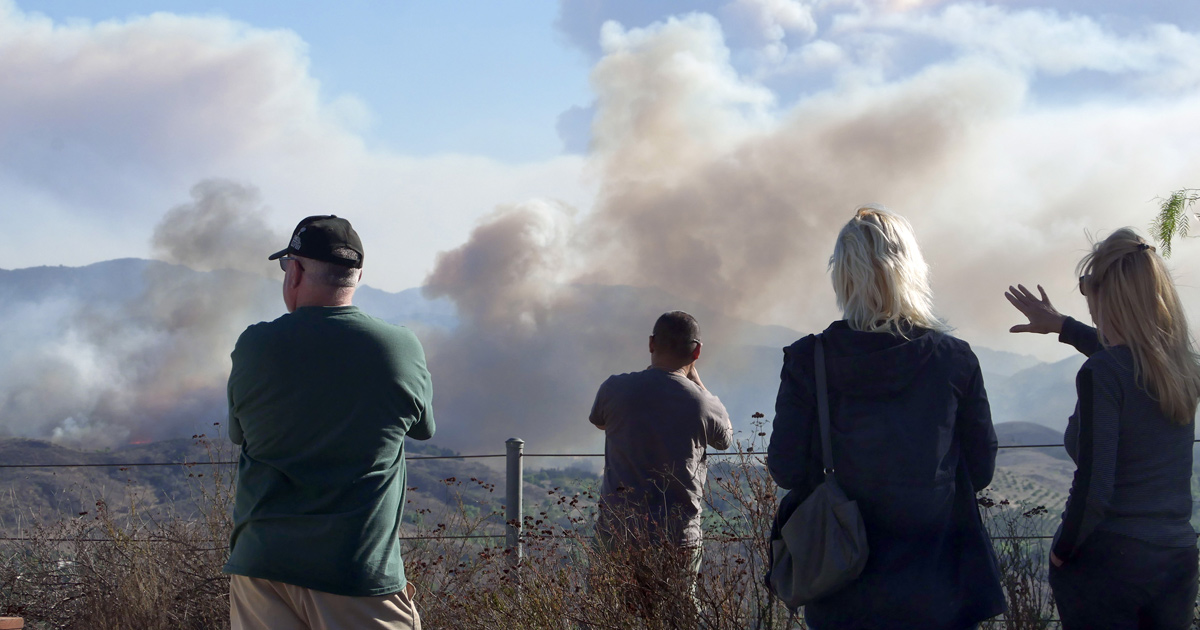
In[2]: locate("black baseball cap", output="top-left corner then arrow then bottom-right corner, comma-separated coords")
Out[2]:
268,215 -> 364,269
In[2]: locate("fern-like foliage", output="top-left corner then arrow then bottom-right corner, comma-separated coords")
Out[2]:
1150,188 -> 1200,258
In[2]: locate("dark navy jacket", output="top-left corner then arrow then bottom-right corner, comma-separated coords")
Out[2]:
1054,317 -> 1197,559
767,321 -> 1006,630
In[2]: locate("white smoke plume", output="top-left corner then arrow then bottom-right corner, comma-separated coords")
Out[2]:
0,2 -> 591,292
421,7 -> 1200,454
0,180 -> 281,447
6,1 -> 1200,457
422,198 -> 778,455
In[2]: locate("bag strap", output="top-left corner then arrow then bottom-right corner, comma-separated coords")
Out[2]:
814,335 -> 834,475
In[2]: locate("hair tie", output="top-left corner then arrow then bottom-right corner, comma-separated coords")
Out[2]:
1138,243 -> 1154,252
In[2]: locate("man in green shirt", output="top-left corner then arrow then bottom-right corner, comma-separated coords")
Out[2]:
225,215 -> 434,630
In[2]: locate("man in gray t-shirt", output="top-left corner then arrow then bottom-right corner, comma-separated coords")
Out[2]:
589,311 -> 734,549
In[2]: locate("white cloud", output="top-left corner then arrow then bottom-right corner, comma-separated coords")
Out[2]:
0,2 -> 592,291
863,3 -> 1200,83
722,0 -> 818,44
795,39 -> 848,69
556,0 -> 1200,101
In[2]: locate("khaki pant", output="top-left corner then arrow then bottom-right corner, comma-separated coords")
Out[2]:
230,575 -> 421,630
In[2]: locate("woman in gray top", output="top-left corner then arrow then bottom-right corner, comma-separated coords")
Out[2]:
1007,228 -> 1200,630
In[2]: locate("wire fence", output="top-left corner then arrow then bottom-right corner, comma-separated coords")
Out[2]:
1,438 -> 1178,547
9,437 -> 1196,470
0,435 -> 1194,572
4,439 -> 1194,628
4,436 -> 1195,470
0,452 -> 508,469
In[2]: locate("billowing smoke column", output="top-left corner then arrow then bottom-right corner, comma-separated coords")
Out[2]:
151,180 -> 281,274
9,8 -> 1200,456
0,180 -> 281,447
421,17 -> 821,455
420,13 -> 1200,455
421,199 -> 762,456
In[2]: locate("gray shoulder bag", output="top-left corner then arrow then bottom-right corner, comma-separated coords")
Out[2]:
767,335 -> 869,609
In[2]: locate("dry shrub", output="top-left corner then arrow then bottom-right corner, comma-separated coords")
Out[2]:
0,434 -> 233,630
405,505 -> 745,629
977,495 -> 1055,630
398,475 -> 510,626
700,412 -> 795,629
17,417 -> 1198,629
402,413 -> 797,629
0,418 -> 798,629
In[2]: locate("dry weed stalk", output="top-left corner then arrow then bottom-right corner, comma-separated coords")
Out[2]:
0,430 -> 234,629
699,412 -> 796,629
8,415 -> 1194,628
402,412 -> 798,629
977,494 -> 1055,630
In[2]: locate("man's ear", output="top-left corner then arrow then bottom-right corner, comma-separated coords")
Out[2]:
691,341 -> 703,362
287,263 -> 304,289
648,335 -> 656,354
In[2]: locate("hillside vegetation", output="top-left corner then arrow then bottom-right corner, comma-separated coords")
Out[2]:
6,420 -> 1196,627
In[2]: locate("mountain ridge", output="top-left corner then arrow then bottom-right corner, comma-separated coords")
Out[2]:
0,258 -> 1084,449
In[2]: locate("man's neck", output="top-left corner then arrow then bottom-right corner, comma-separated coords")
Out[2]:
649,359 -> 691,375
294,288 -> 355,309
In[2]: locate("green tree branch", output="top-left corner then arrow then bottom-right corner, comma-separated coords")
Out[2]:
1151,188 -> 1200,257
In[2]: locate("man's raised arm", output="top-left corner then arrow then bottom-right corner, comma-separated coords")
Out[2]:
589,377 -> 612,431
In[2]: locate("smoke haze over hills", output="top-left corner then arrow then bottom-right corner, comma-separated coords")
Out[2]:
5,2 -> 1200,452
0,254 -> 1098,454
0,181 -> 282,446
413,9 -> 1200,452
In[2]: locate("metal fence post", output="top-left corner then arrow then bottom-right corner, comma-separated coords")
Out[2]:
505,437 -> 525,565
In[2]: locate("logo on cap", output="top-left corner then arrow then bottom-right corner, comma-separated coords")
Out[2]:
269,216 -> 363,268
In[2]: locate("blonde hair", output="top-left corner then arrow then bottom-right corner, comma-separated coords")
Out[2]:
1079,228 -> 1200,425
830,204 -> 948,335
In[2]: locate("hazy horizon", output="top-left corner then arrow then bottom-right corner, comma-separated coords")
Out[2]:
5,0 -> 1200,451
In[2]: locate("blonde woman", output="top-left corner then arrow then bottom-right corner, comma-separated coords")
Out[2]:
1007,228 -> 1200,629
767,205 -> 1005,630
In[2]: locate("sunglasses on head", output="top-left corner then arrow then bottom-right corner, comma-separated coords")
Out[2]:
1079,274 -> 1094,296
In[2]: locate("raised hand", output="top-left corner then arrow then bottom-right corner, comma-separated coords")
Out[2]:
685,363 -> 707,391
1005,284 -> 1067,335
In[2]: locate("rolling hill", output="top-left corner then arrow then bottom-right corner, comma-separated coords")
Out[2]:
0,258 -> 1101,448
3,259 -> 1198,540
